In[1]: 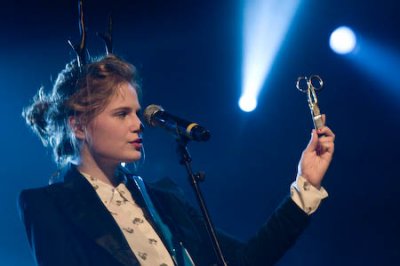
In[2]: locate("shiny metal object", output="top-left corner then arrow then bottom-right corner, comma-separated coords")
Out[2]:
296,75 -> 325,129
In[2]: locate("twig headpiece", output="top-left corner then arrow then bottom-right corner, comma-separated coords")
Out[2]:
68,0 -> 114,71
98,15 -> 113,55
68,0 -> 87,70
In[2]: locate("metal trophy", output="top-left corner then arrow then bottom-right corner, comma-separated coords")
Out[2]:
296,75 -> 325,129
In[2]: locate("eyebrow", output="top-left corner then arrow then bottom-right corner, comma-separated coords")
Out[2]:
110,106 -> 141,113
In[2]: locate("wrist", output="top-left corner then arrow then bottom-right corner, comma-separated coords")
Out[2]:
291,176 -> 329,215
297,174 -> 321,190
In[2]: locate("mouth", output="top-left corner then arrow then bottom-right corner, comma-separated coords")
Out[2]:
130,138 -> 142,144
129,138 -> 143,150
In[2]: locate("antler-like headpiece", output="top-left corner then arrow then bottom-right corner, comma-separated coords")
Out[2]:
68,0 -> 87,70
98,15 -> 113,55
68,0 -> 114,71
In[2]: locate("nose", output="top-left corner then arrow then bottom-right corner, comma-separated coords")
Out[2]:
129,114 -> 143,133
138,122 -> 144,133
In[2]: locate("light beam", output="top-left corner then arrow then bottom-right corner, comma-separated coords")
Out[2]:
240,0 -> 301,112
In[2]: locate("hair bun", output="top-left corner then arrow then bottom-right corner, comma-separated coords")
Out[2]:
22,88 -> 51,144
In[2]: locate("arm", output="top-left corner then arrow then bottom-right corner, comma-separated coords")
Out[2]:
150,120 -> 335,265
291,115 -> 335,214
217,197 -> 309,266
221,117 -> 335,265
151,182 -> 311,265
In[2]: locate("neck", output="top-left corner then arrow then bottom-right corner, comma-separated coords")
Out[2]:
77,146 -> 120,187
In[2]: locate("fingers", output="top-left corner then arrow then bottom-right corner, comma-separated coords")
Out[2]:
317,125 -> 335,140
304,114 -> 335,154
305,129 -> 319,152
317,114 -> 334,137
305,127 -> 335,154
316,124 -> 335,155
318,139 -> 335,154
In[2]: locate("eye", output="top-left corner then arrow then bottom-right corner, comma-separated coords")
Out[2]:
116,111 -> 128,118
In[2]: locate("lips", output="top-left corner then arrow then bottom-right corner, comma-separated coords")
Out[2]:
129,138 -> 143,150
131,138 -> 142,144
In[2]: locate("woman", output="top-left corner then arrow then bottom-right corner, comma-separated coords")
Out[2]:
19,54 -> 335,265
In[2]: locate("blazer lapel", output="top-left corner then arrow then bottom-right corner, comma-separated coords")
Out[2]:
47,165 -> 139,266
125,175 -> 185,265
125,176 -> 172,248
127,176 -> 201,266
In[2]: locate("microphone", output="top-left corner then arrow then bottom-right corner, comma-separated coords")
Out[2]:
143,104 -> 211,141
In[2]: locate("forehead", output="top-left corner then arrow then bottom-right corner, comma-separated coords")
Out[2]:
106,83 -> 140,109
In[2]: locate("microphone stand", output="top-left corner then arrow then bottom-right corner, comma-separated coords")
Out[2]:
176,137 -> 228,266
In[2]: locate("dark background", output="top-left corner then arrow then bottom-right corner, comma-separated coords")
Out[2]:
1,0 -> 399,265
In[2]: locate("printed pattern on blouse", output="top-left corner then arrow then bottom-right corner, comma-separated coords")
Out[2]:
82,172 -> 174,266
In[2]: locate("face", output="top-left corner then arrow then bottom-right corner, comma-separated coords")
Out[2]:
80,82 -> 143,167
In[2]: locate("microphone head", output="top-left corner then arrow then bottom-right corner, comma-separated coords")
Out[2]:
143,104 -> 164,126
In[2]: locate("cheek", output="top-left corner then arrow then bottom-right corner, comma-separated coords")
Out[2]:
85,124 -> 105,147
88,123 -> 126,147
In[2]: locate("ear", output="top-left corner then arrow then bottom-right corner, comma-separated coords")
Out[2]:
68,116 -> 85,140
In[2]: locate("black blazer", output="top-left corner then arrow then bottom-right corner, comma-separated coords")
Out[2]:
18,165 -> 310,266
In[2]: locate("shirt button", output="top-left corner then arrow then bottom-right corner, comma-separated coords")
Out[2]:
303,182 -> 310,191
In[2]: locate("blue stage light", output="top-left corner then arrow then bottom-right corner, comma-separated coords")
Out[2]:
347,37 -> 400,97
330,26 -> 357,55
240,0 -> 300,112
239,95 -> 257,112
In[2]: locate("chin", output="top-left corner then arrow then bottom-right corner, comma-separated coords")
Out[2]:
124,152 -> 142,163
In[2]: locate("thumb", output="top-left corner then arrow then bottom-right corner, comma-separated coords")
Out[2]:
305,129 -> 319,152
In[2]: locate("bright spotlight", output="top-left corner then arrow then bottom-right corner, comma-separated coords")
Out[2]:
239,95 -> 257,112
330,26 -> 357,54
240,0 -> 301,112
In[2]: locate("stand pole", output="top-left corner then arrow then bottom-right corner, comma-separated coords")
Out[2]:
176,137 -> 228,266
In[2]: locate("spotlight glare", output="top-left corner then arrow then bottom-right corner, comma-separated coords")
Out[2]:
239,96 -> 257,112
240,0 -> 301,112
330,26 -> 357,54
348,37 -> 400,97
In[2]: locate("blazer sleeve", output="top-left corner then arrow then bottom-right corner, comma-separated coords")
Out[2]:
18,189 -> 91,266
219,196 -> 310,266
182,196 -> 310,266
149,179 -> 310,265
